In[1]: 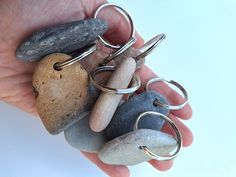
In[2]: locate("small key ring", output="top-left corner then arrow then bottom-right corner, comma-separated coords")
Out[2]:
146,78 -> 188,110
93,3 -> 136,49
135,34 -> 166,61
90,65 -> 141,95
133,111 -> 182,161
102,37 -> 136,65
54,44 -> 96,70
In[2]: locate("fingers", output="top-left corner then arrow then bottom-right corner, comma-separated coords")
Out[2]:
81,151 -> 130,177
148,160 -> 173,171
135,65 -> 193,120
161,114 -> 193,147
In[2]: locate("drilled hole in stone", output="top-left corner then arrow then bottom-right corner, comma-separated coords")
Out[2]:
53,63 -> 62,71
153,98 -> 162,107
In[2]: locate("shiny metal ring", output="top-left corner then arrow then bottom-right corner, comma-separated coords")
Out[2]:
93,3 -> 136,49
102,37 -> 136,65
146,78 -> 188,110
135,34 -> 166,61
133,111 -> 182,161
54,44 -> 96,70
90,65 -> 141,95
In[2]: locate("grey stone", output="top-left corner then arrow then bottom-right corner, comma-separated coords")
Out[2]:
98,129 -> 177,166
16,19 -> 108,62
105,91 -> 170,140
64,112 -> 108,152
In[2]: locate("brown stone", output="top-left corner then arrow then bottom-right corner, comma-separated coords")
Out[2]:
33,53 -> 88,134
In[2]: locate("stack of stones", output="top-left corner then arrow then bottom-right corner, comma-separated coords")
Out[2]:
16,19 -> 177,166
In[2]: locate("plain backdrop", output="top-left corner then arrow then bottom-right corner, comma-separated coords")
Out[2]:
0,0 -> 235,177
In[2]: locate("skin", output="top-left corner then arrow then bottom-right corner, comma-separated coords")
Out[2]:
0,0 -> 193,177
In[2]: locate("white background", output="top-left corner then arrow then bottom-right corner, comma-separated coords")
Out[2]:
0,0 -> 235,177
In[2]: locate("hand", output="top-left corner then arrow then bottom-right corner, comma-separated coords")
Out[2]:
0,0 -> 193,177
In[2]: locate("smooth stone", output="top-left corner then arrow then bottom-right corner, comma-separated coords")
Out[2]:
98,129 -> 177,166
89,57 -> 137,132
16,19 -> 108,62
64,112 -> 108,152
33,53 -> 88,134
105,91 -> 170,140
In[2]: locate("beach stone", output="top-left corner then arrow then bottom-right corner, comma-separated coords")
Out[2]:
64,112 -> 108,152
32,53 -> 88,134
105,91 -> 170,140
16,19 -> 108,62
98,129 -> 177,166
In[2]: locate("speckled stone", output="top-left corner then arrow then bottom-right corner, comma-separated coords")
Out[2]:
64,112 -> 108,152
105,91 -> 170,140
32,53 -> 88,134
16,19 -> 108,62
98,129 -> 177,166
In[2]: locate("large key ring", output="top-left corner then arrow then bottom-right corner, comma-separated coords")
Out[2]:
54,44 -> 96,70
146,78 -> 188,110
93,3 -> 136,49
90,65 -> 141,95
135,34 -> 166,61
133,111 -> 182,161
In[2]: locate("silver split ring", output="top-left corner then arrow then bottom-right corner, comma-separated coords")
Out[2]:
133,111 -> 182,161
54,44 -> 96,70
93,3 -> 136,49
146,77 -> 188,110
90,65 -> 141,95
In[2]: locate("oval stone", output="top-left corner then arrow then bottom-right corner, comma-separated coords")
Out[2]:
64,112 -> 108,153
98,129 -> 177,166
16,19 -> 108,62
33,53 -> 88,134
105,91 -> 170,140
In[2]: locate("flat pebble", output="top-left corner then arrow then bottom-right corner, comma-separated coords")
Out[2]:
64,112 -> 108,152
98,129 -> 177,166
105,91 -> 169,140
16,19 -> 108,62
33,53 -> 88,134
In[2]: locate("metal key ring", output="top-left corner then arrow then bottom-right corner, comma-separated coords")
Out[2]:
90,65 -> 141,95
93,3 -> 136,49
135,34 -> 166,61
102,37 -> 136,65
54,44 -> 96,70
146,78 -> 188,110
133,111 -> 182,161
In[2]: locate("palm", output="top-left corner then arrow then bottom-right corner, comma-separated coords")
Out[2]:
0,0 -> 193,177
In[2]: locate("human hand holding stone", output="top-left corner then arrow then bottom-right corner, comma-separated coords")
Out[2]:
0,0 -> 193,176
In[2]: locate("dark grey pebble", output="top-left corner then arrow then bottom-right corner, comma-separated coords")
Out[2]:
98,129 -> 177,165
16,19 -> 108,62
105,91 -> 170,140
64,112 -> 108,152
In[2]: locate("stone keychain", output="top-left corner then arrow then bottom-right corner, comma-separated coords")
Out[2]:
98,111 -> 182,166
16,18 -> 109,134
